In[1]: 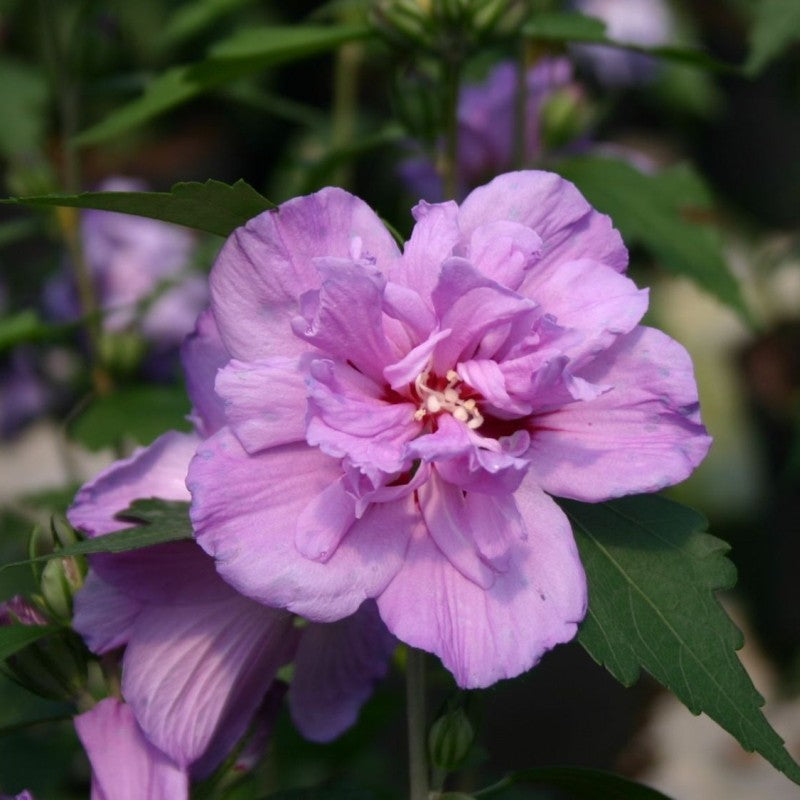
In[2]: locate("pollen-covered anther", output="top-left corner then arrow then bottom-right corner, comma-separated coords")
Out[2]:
413,369 -> 484,429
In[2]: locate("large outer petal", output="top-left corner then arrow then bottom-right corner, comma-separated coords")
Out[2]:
528,326 -> 713,501
289,600 -> 396,742
74,698 -> 189,800
210,188 -> 400,361
376,480 -> 586,688
67,431 -> 198,537
457,171 -> 628,277
73,571 -> 143,653
122,592 -> 296,770
181,309 -> 230,437
189,428 -> 411,621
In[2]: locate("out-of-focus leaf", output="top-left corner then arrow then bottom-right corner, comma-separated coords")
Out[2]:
75,24 -> 370,145
70,385 -> 192,450
4,179 -> 273,237
0,501 -> 193,574
556,155 -> 750,321
524,12 -> 732,71
474,766 -> 672,798
0,217 -> 39,248
0,625 -> 58,662
0,58 -> 48,158
563,494 -> 800,786
746,0 -> 800,74
157,0 -> 259,50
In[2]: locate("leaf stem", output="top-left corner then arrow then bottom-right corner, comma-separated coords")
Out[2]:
441,58 -> 462,200
38,0 -> 110,394
406,647 -> 429,800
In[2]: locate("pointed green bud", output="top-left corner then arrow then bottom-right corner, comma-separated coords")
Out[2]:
428,704 -> 475,772
539,86 -> 591,151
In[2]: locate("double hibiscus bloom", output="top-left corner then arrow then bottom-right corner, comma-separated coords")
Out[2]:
70,170 -> 710,782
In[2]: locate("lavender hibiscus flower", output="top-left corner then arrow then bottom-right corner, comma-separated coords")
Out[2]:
186,171 -> 712,689
68,310 -> 395,775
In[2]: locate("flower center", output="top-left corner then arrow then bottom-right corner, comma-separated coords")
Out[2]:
412,369 -> 484,430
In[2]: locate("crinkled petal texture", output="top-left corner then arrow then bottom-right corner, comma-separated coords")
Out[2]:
191,171 -> 711,688
74,698 -> 189,800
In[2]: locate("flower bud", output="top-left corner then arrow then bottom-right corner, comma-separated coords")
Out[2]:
98,330 -> 147,376
539,85 -> 591,151
428,704 -> 475,772
1,597 -> 88,702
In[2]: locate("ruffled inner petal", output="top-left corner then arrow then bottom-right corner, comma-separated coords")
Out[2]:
305,359 -> 419,475
430,257 -> 539,372
291,258 -> 398,383
295,477 -> 357,563
418,472 -> 496,589
466,220 -> 542,291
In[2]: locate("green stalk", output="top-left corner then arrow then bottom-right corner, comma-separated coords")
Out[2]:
38,0 -> 110,394
441,58 -> 462,201
406,647 -> 429,800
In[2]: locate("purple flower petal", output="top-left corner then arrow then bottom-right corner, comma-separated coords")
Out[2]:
181,309 -> 230,437
528,326 -> 713,500
122,592 -> 296,768
377,479 -> 586,688
522,257 -> 648,367
211,188 -> 400,361
216,356 -> 309,453
305,359 -> 418,475
73,571 -> 143,653
390,200 -> 460,304
74,698 -> 189,800
458,171 -> 628,274
189,428 -> 410,621
67,431 -> 198,537
289,600 -> 396,741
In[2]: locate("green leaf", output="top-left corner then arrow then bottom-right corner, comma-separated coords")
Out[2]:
157,0 -> 259,50
0,625 -> 59,662
70,385 -> 192,450
3,178 -> 273,238
524,12 -> 731,71
474,766 -> 672,799
563,494 -> 800,785
0,58 -> 48,158
75,24 -> 370,146
0,500 -> 192,575
556,155 -> 750,321
746,0 -> 800,74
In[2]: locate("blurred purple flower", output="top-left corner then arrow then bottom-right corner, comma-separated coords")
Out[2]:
0,350 -> 50,438
400,58 -> 577,200
186,173 -> 711,689
46,177 -> 207,352
74,698 -> 189,800
68,310 -> 396,774
572,0 -> 674,86
0,791 -> 36,800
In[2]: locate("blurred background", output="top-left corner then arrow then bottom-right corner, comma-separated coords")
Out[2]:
1,0 -> 799,797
